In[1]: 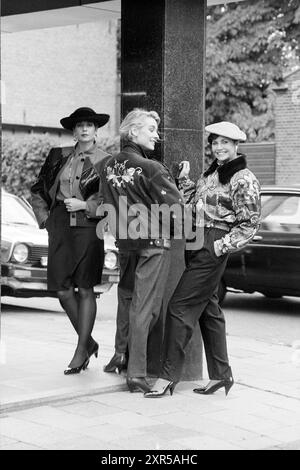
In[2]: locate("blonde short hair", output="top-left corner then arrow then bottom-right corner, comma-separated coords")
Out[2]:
119,108 -> 160,141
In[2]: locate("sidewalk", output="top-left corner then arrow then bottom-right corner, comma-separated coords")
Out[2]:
1,291 -> 300,450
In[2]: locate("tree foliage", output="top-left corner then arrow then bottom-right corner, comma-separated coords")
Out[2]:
206,0 -> 300,141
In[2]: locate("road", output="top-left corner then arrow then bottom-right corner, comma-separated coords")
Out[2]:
223,292 -> 300,347
2,287 -> 300,348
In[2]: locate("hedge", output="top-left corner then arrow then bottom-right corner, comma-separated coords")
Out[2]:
1,134 -> 120,200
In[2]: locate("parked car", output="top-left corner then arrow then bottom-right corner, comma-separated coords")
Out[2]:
1,190 -> 119,298
219,185 -> 300,303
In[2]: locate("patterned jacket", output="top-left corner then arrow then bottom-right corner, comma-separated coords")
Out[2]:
98,141 -> 184,249
31,145 -> 110,228
179,155 -> 261,254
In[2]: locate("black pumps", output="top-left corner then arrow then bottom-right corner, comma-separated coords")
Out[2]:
144,381 -> 177,398
127,377 -> 152,393
64,341 -> 98,375
193,378 -> 234,396
64,357 -> 90,375
103,352 -> 127,374
88,341 -> 99,359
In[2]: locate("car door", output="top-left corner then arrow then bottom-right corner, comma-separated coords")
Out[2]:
243,190 -> 300,295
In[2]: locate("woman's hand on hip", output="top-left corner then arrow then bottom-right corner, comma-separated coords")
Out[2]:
64,198 -> 87,212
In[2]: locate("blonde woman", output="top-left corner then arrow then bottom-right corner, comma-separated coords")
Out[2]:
101,108 -> 184,392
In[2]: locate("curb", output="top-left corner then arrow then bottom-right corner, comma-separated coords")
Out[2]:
0,383 -> 128,414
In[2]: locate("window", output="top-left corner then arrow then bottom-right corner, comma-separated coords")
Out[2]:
2,194 -> 37,227
261,193 -> 300,233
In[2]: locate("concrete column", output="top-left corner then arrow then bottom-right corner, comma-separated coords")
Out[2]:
121,0 -> 206,380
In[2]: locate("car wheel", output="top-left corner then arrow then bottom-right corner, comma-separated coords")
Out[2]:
218,279 -> 227,304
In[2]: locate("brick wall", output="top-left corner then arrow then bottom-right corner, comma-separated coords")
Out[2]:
1,19 -> 119,140
274,68 -> 300,185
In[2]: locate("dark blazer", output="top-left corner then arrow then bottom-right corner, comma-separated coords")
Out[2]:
31,145 -> 110,228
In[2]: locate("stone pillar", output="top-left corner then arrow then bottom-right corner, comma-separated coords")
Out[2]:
121,0 -> 205,179
121,0 -> 206,380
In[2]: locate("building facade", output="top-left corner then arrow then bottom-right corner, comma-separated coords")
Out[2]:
274,67 -> 300,185
1,19 -> 120,145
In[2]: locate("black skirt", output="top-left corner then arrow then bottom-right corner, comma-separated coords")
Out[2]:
46,204 -> 104,291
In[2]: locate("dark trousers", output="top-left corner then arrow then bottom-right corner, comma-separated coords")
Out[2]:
160,228 -> 232,382
114,250 -> 138,354
114,247 -> 171,378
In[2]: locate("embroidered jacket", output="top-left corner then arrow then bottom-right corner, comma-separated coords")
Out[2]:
98,141 -> 184,248
179,155 -> 261,254
31,144 -> 110,228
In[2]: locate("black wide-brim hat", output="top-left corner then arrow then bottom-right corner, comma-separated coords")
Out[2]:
60,107 -> 110,130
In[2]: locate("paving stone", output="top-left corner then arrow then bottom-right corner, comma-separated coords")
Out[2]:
92,392 -> 186,417
80,423 -> 142,442
251,406 -> 300,426
96,411 -> 161,429
266,439 -> 300,450
44,436 -> 123,450
0,415 -> 85,447
56,399 -> 124,418
9,404 -> 111,430
263,424 -> 300,443
138,423 -> 202,442
173,434 -> 244,450
0,436 -> 19,448
0,442 -> 45,450
237,435 -> 282,450
109,433 -> 168,451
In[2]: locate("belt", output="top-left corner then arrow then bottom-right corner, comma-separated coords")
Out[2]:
54,200 -> 66,206
116,238 -> 171,250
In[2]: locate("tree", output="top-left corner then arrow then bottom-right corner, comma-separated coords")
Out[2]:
206,0 -> 300,142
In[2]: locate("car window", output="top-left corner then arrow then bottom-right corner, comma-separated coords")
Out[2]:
1,194 -> 38,226
261,193 -> 300,233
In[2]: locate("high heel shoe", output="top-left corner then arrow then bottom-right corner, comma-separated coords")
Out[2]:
193,377 -> 234,396
144,381 -> 177,398
127,377 -> 151,393
64,357 -> 90,375
103,352 -> 127,374
88,341 -> 99,359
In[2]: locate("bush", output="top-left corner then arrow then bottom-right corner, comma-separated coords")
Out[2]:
1,134 -> 120,200
1,135 -> 56,200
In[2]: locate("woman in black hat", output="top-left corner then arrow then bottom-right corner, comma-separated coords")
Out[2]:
31,107 -> 110,374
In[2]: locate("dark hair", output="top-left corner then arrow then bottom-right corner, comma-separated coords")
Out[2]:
208,133 -> 238,145
207,133 -> 218,144
72,120 -> 99,131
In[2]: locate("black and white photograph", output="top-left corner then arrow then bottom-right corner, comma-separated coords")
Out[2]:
1,0 -> 300,453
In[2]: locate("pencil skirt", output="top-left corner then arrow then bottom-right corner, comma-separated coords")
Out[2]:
46,204 -> 104,291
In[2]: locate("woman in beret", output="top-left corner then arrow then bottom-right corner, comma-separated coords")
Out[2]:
31,107 -> 110,374
145,121 -> 261,398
